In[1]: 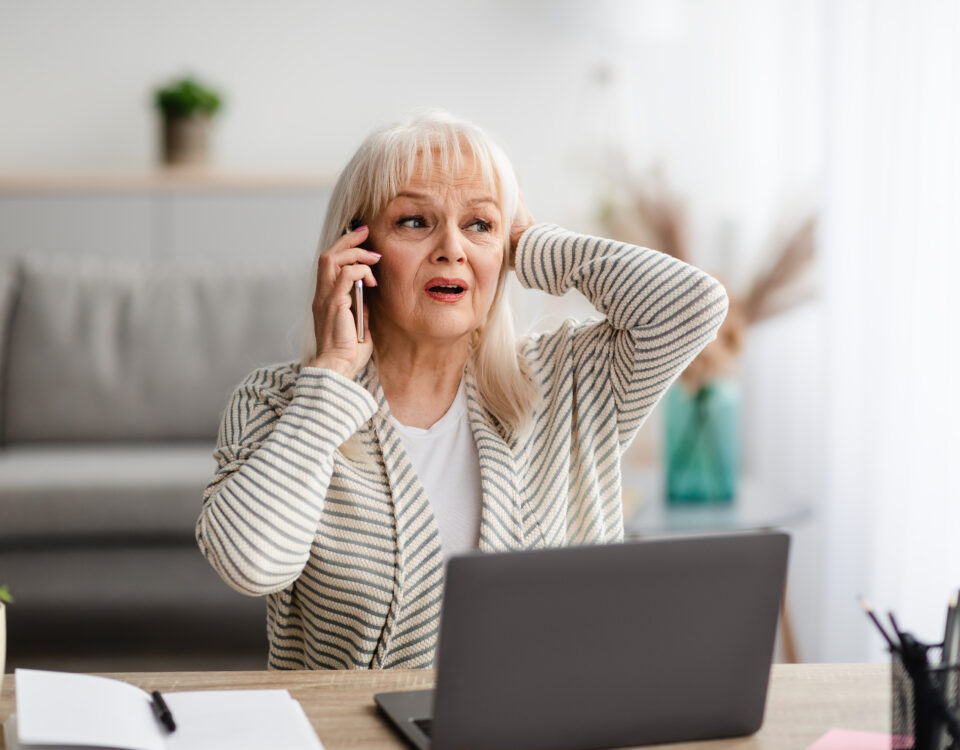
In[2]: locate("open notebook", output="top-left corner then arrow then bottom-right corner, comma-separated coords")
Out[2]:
4,669 -> 324,750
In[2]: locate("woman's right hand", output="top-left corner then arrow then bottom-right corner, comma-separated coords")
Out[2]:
308,225 -> 380,378
508,194 -> 536,269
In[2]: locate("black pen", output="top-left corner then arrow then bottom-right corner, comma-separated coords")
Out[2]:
151,690 -> 177,732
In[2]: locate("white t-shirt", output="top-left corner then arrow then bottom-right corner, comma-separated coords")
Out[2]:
390,378 -> 482,561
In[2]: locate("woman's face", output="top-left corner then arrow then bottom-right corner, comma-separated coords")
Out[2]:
366,157 -> 505,350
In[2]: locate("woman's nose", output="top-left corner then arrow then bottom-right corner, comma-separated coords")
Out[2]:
431,222 -> 467,264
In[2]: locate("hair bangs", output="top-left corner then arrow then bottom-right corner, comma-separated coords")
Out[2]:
359,119 -> 501,225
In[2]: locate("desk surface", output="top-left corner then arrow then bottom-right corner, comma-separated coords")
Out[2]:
0,664 -> 888,750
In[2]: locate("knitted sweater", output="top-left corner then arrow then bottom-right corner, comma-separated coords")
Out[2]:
196,224 -> 728,669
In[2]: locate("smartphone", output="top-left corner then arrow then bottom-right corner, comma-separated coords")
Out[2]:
345,223 -> 365,343
352,279 -> 364,343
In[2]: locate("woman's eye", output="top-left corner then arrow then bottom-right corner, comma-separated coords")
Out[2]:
399,216 -> 426,229
469,219 -> 492,232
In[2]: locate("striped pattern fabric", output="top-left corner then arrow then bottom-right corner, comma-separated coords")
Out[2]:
196,224 -> 728,670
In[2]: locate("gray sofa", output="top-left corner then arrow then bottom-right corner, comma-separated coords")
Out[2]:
0,253 -> 308,670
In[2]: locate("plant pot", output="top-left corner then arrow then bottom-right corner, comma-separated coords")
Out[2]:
161,114 -> 211,166
663,379 -> 740,504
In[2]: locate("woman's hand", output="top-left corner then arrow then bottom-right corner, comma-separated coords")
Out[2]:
508,194 -> 536,268
308,225 -> 380,379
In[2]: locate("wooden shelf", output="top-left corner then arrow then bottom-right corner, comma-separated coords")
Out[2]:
0,169 -> 337,193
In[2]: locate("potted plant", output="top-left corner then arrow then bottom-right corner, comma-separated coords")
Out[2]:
154,75 -> 223,167
0,584 -> 12,700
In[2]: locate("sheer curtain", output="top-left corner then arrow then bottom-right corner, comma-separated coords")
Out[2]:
821,0 -> 960,660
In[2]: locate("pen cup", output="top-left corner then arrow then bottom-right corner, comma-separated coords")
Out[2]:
891,651 -> 960,750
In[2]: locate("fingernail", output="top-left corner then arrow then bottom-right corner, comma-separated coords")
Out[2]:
355,224 -> 367,232
368,251 -> 381,258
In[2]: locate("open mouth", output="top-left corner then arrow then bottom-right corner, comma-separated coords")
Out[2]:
428,284 -> 465,294
424,278 -> 469,301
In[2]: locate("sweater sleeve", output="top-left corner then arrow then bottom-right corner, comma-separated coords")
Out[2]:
195,365 -> 378,596
515,224 -> 728,450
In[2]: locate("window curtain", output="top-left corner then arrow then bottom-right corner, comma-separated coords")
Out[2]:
821,0 -> 960,660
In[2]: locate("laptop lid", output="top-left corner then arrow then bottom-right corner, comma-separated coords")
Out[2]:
425,531 -> 790,750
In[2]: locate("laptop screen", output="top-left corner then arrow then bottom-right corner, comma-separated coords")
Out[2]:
427,531 -> 789,750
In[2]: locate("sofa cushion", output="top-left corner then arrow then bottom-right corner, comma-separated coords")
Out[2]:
0,443 -> 215,540
3,254 -> 308,442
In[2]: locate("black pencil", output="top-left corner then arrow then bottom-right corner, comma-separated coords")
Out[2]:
859,597 -> 899,651
888,610 -> 903,640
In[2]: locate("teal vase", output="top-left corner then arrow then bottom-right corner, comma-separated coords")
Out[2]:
664,380 -> 740,503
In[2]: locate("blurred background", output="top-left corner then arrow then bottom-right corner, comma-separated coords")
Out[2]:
0,0 -> 956,670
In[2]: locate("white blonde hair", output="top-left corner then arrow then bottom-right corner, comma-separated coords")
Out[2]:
301,111 -> 538,438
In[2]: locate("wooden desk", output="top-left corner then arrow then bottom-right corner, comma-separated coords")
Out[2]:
0,664 -> 889,750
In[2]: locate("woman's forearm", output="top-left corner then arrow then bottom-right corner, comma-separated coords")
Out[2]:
196,367 -> 377,596
514,223 -> 728,336
515,224 -> 729,453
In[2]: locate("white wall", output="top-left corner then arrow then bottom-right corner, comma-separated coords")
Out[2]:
0,0 -> 832,657
0,0 -> 821,242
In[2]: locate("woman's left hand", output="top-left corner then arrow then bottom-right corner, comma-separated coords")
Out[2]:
509,194 -> 536,268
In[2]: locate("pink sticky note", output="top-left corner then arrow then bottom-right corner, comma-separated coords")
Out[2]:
806,728 -> 909,750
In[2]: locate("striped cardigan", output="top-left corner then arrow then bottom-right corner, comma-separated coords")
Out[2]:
196,224 -> 728,669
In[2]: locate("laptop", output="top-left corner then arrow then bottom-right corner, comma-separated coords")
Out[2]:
375,530 -> 789,750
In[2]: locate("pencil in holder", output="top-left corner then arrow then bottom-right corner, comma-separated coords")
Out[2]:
891,651 -> 960,750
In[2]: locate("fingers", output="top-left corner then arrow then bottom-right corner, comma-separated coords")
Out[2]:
308,226 -> 378,376
331,261 -> 377,297
331,225 -> 381,262
312,255 -> 376,340
316,225 -> 380,289
334,246 -> 382,269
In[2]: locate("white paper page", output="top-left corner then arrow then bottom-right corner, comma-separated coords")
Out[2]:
291,700 -> 325,750
16,669 -> 163,750
163,689 -> 322,750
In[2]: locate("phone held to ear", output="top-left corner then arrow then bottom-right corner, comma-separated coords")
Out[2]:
352,278 -> 364,343
345,223 -> 365,343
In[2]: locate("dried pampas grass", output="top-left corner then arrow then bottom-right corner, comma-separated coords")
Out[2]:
600,177 -> 816,393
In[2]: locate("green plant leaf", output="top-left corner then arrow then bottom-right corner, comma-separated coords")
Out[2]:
154,76 -> 223,118
0,584 -> 13,604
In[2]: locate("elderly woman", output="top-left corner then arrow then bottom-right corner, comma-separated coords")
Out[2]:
196,113 -> 728,670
